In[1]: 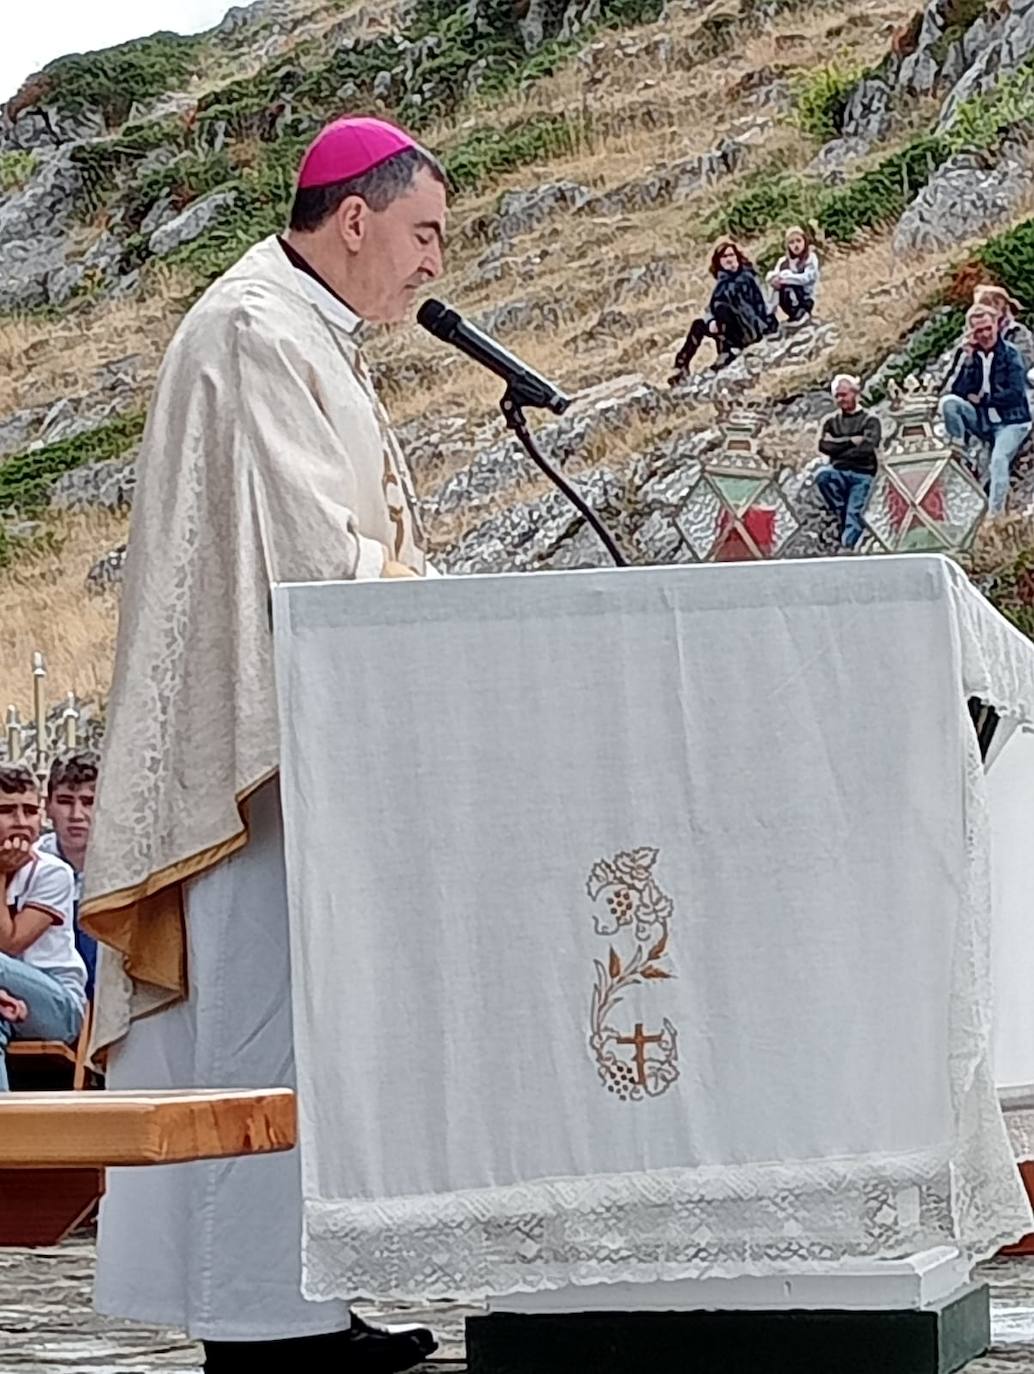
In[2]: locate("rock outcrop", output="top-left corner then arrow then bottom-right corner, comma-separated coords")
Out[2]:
844,0 -> 1034,137
149,190 -> 239,257
0,147 -> 81,310
893,142 -> 1034,252
50,457 -> 138,513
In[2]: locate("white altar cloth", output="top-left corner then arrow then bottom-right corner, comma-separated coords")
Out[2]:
272,556 -> 1034,1303
991,724 -> 1034,1159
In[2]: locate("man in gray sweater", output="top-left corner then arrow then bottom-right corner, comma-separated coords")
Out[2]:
815,374 -> 882,550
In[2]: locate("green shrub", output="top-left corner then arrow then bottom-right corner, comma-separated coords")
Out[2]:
817,135 -> 949,241
0,413 -> 146,516
518,35 -> 586,86
930,0 -> 987,64
0,151 -> 38,193
709,135 -> 953,247
866,308 -> 965,402
191,0 -> 629,145
792,62 -> 865,142
160,138 -> 306,283
946,59 -> 1034,151
70,116 -> 183,213
708,171 -> 816,239
442,114 -> 582,192
977,216 -> 1034,313
102,0 -> 666,283
45,32 -> 202,126
600,0 -> 666,22
122,150 -> 236,229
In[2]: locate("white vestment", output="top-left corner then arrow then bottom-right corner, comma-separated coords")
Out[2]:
88,236 -> 428,1337
82,234 -> 426,1055
96,781 -> 348,1339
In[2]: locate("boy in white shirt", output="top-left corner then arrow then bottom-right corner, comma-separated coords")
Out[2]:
0,762 -> 86,1090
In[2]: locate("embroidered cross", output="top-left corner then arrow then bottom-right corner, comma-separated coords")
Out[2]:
617,1022 -> 664,1086
382,465 -> 407,559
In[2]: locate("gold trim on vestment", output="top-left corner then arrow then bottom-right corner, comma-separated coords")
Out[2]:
79,768 -> 278,1001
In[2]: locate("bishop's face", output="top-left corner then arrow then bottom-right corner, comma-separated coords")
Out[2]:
353,167 -> 447,325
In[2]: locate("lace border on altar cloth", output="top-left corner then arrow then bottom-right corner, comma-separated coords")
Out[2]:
300,1147 -> 1021,1303
1004,1105 -> 1034,1163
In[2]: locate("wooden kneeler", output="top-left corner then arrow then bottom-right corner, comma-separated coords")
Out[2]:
0,1089 -> 295,1246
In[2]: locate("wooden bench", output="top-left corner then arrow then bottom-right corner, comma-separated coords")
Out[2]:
0,1089 -> 295,1245
8,1002 -> 93,1090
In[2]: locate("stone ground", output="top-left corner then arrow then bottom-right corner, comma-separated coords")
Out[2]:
6,1235 -> 1034,1371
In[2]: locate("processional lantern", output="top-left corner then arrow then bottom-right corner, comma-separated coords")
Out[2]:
675,398 -> 801,561
862,377 -> 987,554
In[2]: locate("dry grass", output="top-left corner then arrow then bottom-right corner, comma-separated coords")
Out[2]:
0,512 -> 127,713
0,266 -> 193,417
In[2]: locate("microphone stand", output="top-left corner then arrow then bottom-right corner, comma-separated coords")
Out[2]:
500,389 -> 627,568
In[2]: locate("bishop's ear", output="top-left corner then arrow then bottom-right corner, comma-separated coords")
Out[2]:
334,194 -> 368,252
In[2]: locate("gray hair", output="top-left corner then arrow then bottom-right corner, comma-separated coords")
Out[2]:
830,373 -> 861,395
289,145 -> 447,232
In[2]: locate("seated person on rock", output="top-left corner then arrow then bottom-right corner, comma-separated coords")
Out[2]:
37,749 -> 99,1000
972,284 -> 1034,379
767,224 -> 820,325
0,763 -> 86,1091
669,238 -> 777,383
941,303 -> 1032,519
815,373 -> 882,551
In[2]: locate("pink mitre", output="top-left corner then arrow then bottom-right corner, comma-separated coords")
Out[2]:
297,116 -> 420,189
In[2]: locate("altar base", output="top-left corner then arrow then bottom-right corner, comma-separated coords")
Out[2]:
468,1251 -> 990,1374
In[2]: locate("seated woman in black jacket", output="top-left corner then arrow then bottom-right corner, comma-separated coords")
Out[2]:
669,240 -> 777,384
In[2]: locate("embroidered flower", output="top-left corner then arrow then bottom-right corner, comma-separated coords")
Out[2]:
633,879 -> 674,942
611,847 -> 658,887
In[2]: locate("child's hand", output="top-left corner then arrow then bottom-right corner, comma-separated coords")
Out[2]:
0,990 -> 28,1023
0,836 -> 33,875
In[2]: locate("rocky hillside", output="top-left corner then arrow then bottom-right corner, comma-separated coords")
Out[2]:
4,0 -> 1034,712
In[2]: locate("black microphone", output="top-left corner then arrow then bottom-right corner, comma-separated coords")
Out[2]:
418,299 -> 570,415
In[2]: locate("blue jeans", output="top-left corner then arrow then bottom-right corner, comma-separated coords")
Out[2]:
940,395 -> 1032,514
0,953 -> 83,1091
815,466 -> 873,548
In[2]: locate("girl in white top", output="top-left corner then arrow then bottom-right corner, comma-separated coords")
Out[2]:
767,225 -> 820,325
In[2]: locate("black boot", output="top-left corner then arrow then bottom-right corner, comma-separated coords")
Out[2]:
203,1314 -> 437,1371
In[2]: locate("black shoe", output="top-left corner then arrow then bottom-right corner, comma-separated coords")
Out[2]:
346,1311 -> 438,1369
710,350 -> 737,372
203,1316 -> 437,1371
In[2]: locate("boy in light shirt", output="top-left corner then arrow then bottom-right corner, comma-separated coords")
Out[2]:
37,750 -> 99,998
0,762 -> 86,1090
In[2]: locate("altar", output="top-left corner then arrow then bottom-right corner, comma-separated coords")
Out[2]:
272,555 -> 1034,1373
